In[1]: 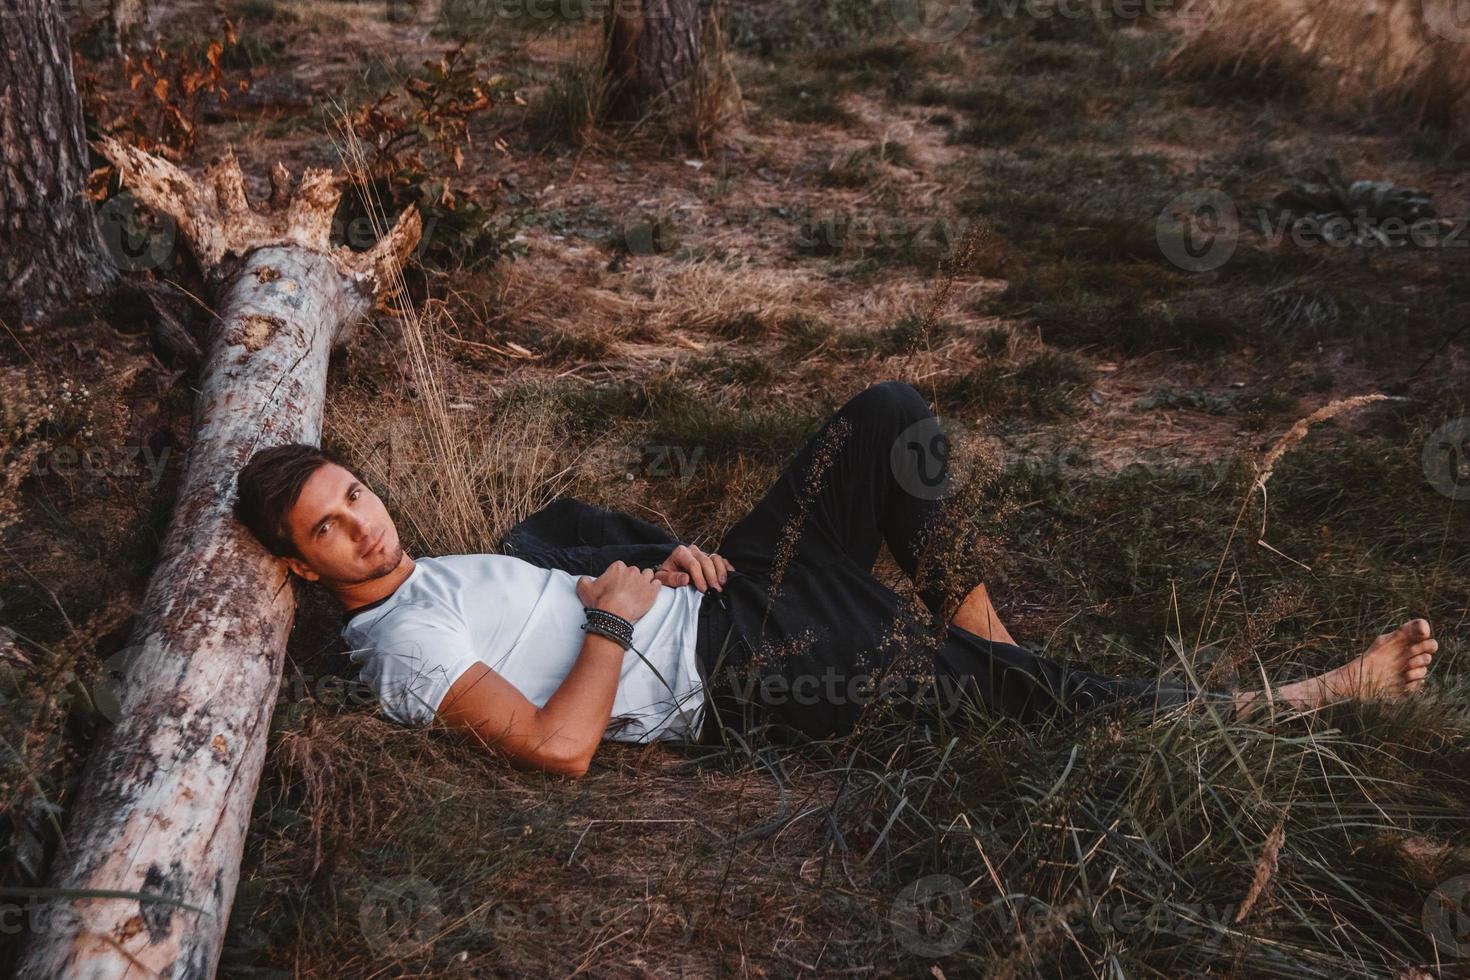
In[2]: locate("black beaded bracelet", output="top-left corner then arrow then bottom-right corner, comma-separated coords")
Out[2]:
583,608 -> 634,650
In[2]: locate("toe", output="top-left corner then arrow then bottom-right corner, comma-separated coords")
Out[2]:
1407,665 -> 1429,681
1409,638 -> 1439,658
1404,618 -> 1432,640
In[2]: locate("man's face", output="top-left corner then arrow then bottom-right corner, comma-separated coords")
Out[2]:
281,463 -> 404,585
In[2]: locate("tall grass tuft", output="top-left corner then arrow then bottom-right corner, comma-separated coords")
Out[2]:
326,114 -> 578,556
531,35 -> 614,147
684,1 -> 745,155
1166,0 -> 1470,133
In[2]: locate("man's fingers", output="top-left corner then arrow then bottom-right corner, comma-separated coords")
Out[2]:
666,543 -> 736,591
697,551 -> 720,591
683,549 -> 709,591
655,569 -> 693,589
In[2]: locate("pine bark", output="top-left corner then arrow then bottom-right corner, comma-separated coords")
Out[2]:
604,0 -> 705,115
1,0 -> 116,320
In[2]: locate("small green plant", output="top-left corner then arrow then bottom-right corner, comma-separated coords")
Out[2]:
764,73 -> 854,126
821,141 -> 912,188
531,49 -> 612,146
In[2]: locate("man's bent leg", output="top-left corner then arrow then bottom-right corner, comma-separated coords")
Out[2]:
717,380 -> 971,617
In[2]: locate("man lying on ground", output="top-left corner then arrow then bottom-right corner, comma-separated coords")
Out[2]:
233,381 -> 1439,778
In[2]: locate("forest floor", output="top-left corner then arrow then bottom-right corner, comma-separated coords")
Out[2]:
3,0 -> 1470,976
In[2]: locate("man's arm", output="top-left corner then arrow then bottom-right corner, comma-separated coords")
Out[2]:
435,560 -> 663,779
436,633 -> 627,779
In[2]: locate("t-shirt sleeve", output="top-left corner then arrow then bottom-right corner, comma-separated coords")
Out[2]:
352,612 -> 483,728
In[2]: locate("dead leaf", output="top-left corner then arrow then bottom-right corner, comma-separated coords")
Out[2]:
1235,812 -> 1287,922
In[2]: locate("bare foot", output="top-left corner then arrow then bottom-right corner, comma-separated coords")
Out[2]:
1234,619 -> 1439,717
950,582 -> 1018,646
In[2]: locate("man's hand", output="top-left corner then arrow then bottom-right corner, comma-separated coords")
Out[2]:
576,561 -> 663,622
654,544 -> 734,592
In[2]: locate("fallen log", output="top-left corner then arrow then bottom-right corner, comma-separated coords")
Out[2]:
16,139 -> 420,979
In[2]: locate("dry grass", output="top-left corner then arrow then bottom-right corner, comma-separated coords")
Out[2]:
6,0 -> 1470,975
1168,0 -> 1470,132
484,241 -> 840,346
683,1 -> 746,156
251,709 -> 889,977
324,119 -> 583,555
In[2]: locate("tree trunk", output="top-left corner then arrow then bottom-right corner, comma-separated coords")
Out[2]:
110,0 -> 155,54
14,139 -> 420,980
0,0 -> 117,321
604,0 -> 705,116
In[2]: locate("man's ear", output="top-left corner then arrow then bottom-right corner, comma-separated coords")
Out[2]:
283,556 -> 320,582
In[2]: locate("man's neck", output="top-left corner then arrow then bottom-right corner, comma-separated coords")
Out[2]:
336,554 -> 417,615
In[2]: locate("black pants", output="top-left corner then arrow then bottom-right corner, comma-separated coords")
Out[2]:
693,381 -> 1230,745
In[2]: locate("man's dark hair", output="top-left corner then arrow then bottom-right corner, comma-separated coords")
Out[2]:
234,443 -> 346,559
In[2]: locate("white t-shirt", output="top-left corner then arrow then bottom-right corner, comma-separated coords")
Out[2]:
340,555 -> 708,742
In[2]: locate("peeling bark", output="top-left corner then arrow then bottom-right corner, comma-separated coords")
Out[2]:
15,143 -> 420,980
